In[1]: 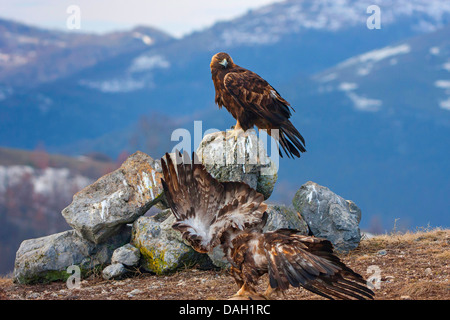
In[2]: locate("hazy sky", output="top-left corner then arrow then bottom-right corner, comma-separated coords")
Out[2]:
0,0 -> 282,38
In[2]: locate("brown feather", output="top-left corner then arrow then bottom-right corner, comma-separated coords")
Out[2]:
262,230 -> 374,300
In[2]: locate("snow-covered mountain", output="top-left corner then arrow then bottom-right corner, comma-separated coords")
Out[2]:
313,24 -> 450,115
0,19 -> 173,87
209,0 -> 450,48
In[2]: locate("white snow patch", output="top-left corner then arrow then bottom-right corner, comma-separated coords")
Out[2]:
339,44 -> 411,68
319,73 -> 338,83
434,80 -> 450,89
79,78 -> 147,93
128,54 -> 170,73
429,46 -> 440,55
0,165 -> 91,196
439,97 -> 450,110
338,82 -> 358,91
132,32 -> 154,46
443,63 -> 450,72
346,92 -> 382,112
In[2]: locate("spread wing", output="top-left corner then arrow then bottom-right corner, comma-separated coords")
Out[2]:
264,230 -> 374,300
161,151 -> 267,253
223,70 -> 306,158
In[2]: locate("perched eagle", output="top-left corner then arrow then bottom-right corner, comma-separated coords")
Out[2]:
210,52 -> 306,159
161,151 -> 374,300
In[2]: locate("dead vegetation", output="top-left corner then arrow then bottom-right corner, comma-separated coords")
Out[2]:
0,228 -> 448,300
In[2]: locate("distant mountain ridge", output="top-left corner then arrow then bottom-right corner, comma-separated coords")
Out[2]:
0,18 -> 174,87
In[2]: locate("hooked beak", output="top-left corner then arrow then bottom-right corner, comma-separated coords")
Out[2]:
219,58 -> 228,67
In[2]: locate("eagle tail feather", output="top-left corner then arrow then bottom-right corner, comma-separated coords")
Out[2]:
276,124 -> 306,158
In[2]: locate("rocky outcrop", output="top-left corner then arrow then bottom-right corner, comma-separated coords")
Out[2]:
196,129 -> 278,199
62,151 -> 164,244
13,134 -> 366,285
14,226 -> 130,284
292,181 -> 362,252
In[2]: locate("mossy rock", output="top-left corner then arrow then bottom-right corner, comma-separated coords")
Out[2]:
131,213 -> 211,274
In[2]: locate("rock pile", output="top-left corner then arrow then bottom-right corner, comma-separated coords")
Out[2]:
13,129 -> 364,284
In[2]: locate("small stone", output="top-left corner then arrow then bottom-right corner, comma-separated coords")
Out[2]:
102,263 -> 127,280
127,289 -> 143,297
401,295 -> 412,300
111,244 -> 140,267
26,292 -> 40,299
424,267 -> 432,276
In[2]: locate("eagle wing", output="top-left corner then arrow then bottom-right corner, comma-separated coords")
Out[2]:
223,70 -> 306,158
161,151 -> 267,253
264,230 -> 374,300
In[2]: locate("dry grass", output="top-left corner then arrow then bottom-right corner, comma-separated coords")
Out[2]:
0,229 -> 448,300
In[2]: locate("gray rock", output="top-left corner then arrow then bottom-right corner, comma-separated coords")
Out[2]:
292,181 -> 362,252
127,289 -> 143,297
102,263 -> 127,280
196,129 -> 278,200
62,151 -> 164,244
263,204 -> 309,234
131,211 -> 211,274
111,244 -> 140,267
14,226 -> 131,284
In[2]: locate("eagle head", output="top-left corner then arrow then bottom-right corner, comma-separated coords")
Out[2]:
211,52 -> 234,71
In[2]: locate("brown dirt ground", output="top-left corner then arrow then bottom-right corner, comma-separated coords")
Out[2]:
0,228 -> 448,300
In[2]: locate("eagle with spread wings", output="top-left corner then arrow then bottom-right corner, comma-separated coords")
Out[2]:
161,151 -> 374,300
211,52 -> 306,159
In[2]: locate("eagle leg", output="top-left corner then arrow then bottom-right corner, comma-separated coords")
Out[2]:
230,266 -> 244,289
226,123 -> 244,141
263,284 -> 284,300
229,283 -> 267,300
233,120 -> 242,130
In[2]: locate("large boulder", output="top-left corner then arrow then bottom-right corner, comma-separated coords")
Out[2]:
263,204 -> 309,234
196,129 -> 278,199
131,211 -> 211,274
292,181 -> 362,252
13,226 -> 131,284
62,151 -> 164,244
